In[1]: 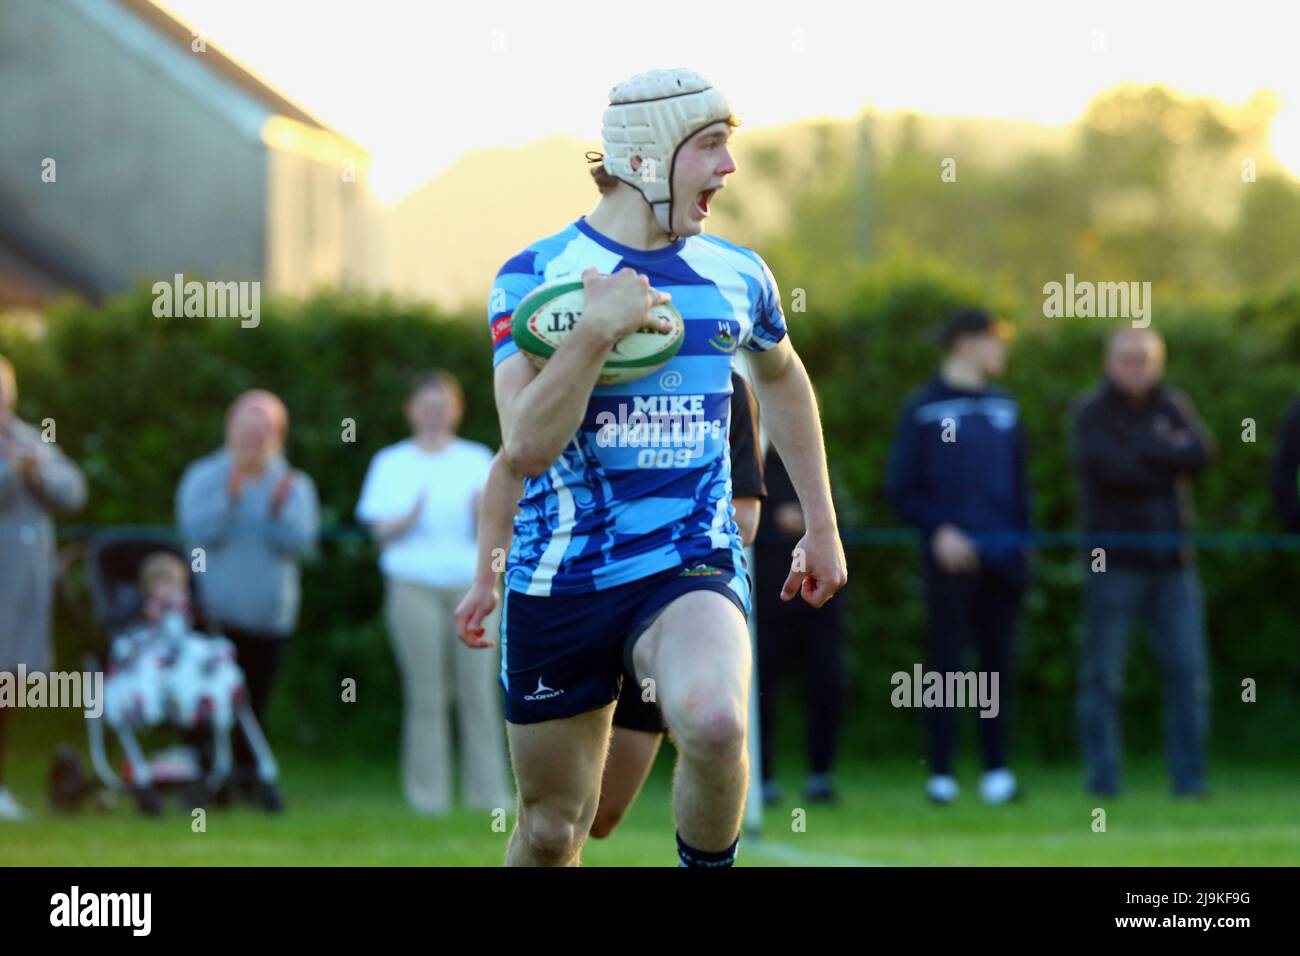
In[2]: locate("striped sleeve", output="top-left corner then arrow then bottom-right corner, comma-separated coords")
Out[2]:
743,254 -> 788,353
487,249 -> 544,368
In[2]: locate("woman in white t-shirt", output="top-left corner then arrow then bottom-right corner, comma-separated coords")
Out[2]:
356,371 -> 513,814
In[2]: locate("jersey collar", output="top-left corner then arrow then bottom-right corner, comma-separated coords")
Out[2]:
575,216 -> 686,261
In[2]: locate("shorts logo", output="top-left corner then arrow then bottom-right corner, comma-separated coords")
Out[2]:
491,313 -> 513,346
524,676 -> 565,701
680,563 -> 723,577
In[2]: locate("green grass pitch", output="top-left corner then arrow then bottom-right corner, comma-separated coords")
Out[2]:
2,751 -> 1296,866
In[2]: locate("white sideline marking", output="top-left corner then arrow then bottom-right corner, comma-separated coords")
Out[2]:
744,840 -> 891,867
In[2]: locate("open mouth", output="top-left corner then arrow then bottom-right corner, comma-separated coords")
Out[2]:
695,187 -> 719,217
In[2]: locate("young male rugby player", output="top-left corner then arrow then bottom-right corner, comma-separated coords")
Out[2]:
456,372 -> 766,838
484,68 -> 846,867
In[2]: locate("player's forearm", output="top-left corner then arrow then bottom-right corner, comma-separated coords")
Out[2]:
475,452 -> 523,584
753,354 -> 837,532
504,323 -> 615,475
733,497 -> 761,546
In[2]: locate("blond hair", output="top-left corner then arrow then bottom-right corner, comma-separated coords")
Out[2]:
140,551 -> 188,594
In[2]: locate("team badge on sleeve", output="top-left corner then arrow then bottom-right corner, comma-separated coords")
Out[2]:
491,313 -> 513,346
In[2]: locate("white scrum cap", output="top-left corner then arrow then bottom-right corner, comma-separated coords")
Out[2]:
601,68 -> 733,235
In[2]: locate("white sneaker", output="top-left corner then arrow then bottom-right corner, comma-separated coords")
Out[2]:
980,768 -> 1019,805
0,787 -> 30,822
926,774 -> 959,804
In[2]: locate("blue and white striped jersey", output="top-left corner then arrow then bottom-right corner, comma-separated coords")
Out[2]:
487,216 -> 787,596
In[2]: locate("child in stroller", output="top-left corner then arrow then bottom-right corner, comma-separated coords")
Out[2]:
55,533 -> 282,815
104,553 -> 245,741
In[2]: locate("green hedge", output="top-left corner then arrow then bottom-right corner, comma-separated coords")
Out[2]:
4,268 -> 1298,762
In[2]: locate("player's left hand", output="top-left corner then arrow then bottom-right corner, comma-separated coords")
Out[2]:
455,580 -> 500,648
780,525 -> 847,608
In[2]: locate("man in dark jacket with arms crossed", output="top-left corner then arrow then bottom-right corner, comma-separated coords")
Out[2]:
1072,327 -> 1212,798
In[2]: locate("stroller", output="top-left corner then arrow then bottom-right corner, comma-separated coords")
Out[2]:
52,528 -> 281,815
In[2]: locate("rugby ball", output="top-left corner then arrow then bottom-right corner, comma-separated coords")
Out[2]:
512,278 -> 685,385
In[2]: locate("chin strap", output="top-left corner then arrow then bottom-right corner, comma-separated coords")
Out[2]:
585,150 -> 681,242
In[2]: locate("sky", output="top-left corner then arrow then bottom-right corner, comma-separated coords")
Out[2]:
157,0 -> 1300,203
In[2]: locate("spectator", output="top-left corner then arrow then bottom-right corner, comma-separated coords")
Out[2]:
103,552 -> 243,736
176,389 -> 319,803
356,370 -> 512,815
886,309 -> 1031,805
1072,327 -> 1212,797
0,354 -> 87,821
755,444 -> 844,805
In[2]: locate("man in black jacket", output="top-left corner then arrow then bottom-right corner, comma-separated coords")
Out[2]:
1071,328 -> 1212,797
886,309 -> 1032,805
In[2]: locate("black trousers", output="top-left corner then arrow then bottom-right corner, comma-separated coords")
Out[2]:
921,559 -> 1024,775
755,545 -> 845,782
223,627 -> 286,773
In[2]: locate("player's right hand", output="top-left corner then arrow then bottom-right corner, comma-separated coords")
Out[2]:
455,580 -> 500,648
581,267 -> 672,342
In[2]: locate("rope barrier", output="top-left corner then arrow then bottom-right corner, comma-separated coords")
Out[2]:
10,523 -> 1299,552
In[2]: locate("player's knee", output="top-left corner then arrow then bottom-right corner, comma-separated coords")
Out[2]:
673,698 -> 745,762
519,802 -> 586,861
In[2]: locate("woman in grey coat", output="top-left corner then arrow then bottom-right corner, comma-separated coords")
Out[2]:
176,389 -> 319,802
0,354 -> 87,821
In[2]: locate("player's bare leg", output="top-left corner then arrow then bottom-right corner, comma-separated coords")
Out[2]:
589,727 -> 662,838
633,590 -> 751,855
505,703 -> 614,866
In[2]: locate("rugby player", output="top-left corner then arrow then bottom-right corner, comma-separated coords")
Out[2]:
482,68 -> 845,867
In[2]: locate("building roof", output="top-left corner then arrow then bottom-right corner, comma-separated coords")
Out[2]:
113,0 -> 341,136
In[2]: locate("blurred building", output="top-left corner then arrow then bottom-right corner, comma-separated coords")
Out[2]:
0,0 -> 373,311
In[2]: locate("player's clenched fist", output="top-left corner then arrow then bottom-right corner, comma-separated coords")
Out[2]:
581,266 -> 673,343
780,526 -> 848,608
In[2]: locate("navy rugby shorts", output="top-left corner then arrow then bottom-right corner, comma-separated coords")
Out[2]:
500,548 -> 750,725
